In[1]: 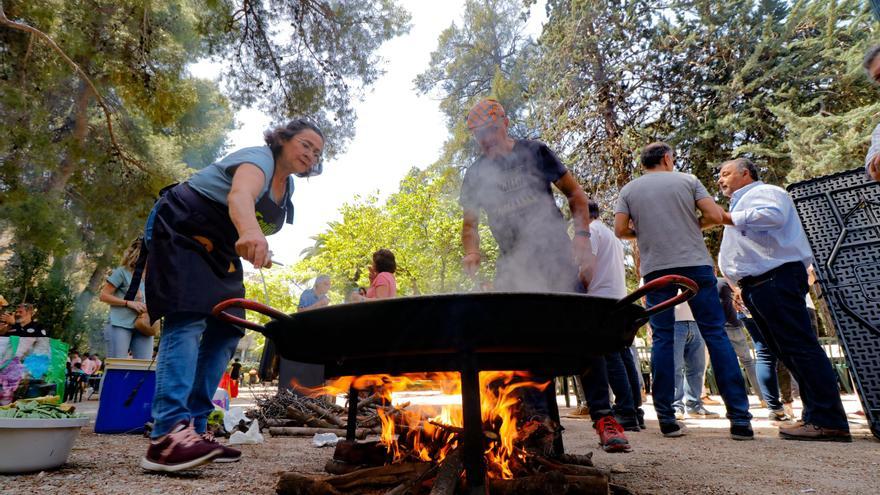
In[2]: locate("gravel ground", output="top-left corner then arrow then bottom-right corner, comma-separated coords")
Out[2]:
3,392 -> 878,495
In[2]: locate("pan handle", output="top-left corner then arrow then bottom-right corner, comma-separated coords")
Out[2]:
614,275 -> 698,318
211,298 -> 290,332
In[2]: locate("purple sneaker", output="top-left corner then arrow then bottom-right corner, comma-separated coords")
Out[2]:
141,421 -> 223,472
201,431 -> 242,463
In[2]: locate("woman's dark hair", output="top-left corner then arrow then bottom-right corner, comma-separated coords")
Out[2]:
264,119 -> 325,177
640,142 -> 672,169
372,249 -> 397,274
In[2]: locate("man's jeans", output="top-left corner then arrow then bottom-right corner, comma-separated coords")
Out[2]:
645,265 -> 752,426
740,262 -> 848,430
579,355 -> 614,421
724,323 -> 760,398
151,312 -> 242,438
606,347 -> 642,424
673,321 -> 706,413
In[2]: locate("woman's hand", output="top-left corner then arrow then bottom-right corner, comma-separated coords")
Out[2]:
127,300 -> 147,314
235,228 -> 271,268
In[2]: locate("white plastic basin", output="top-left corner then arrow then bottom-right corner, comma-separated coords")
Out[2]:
0,417 -> 90,473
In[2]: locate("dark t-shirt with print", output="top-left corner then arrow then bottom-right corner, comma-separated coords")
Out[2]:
459,139 -> 577,292
7,321 -> 48,337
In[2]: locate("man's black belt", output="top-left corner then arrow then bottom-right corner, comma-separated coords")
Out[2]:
737,261 -> 802,289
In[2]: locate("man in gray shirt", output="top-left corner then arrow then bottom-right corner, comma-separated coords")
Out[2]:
614,142 -> 753,440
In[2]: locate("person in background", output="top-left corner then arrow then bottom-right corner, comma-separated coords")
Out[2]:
345,288 -> 364,303
717,278 -> 762,408
69,350 -> 82,366
230,358 -> 242,385
366,249 -> 397,299
81,354 -> 99,375
615,142 -> 753,440
460,98 -> 630,453
299,275 -> 331,310
715,157 -> 849,442
863,46 -> 880,182
672,297 -> 717,420
0,296 -> 11,335
99,237 -> 153,359
586,200 -> 643,431
6,303 -> 47,337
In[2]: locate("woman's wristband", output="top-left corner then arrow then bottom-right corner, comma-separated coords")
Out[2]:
465,251 -> 480,256
123,300 -> 130,309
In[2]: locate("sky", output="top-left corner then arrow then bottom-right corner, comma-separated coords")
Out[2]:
191,1 -> 545,269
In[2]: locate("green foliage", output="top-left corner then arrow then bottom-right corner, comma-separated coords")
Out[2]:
414,0 -> 537,167
296,166 -> 497,296
201,0 -> 411,154
1,0 -> 410,347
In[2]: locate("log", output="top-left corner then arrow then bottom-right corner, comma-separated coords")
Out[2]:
263,418 -> 299,428
323,462 -> 431,492
324,459 -> 365,476
555,452 -> 594,467
488,471 -> 609,495
269,427 -> 368,440
332,439 -> 388,466
286,405 -> 338,429
357,394 -> 381,410
303,400 -> 346,428
276,472 -> 341,495
429,448 -> 463,495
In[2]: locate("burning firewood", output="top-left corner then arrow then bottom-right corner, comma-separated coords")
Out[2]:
427,447 -> 463,495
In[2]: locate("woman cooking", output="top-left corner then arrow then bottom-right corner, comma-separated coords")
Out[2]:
139,119 -> 324,472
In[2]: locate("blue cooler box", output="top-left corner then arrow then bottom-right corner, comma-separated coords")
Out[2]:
94,358 -> 156,434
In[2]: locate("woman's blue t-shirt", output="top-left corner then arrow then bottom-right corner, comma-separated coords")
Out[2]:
187,146 -> 294,205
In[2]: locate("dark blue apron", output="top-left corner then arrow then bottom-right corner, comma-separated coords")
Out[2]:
140,181 -> 292,327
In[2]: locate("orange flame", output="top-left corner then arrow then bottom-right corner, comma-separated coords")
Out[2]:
293,371 -> 549,479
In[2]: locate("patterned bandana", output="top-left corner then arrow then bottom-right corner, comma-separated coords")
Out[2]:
467,98 -> 507,130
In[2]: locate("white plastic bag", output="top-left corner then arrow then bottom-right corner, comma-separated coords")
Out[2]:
228,420 -> 264,445
312,432 -> 339,447
223,406 -> 247,433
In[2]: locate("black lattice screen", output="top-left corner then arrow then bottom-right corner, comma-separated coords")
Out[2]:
788,168 -> 880,439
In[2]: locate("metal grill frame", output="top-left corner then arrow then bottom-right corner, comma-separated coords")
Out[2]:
788,168 -> 880,439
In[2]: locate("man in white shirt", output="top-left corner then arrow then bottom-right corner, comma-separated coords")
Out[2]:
586,201 -> 644,431
716,158 -> 850,442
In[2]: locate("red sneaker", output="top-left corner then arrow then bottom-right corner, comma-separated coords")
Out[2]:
201,431 -> 242,463
141,421 -> 223,472
594,416 -> 632,453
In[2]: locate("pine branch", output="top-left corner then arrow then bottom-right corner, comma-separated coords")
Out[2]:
0,4 -> 150,174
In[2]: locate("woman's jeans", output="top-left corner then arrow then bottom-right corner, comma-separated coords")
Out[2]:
151,312 -> 242,438
644,265 -> 752,426
104,324 -> 154,360
673,321 -> 706,413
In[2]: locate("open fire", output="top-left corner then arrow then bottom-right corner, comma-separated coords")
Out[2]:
299,371 -> 554,480
277,372 -> 612,494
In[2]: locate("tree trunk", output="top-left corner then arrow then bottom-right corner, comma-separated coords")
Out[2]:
46,82 -> 92,194
75,251 -> 113,316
